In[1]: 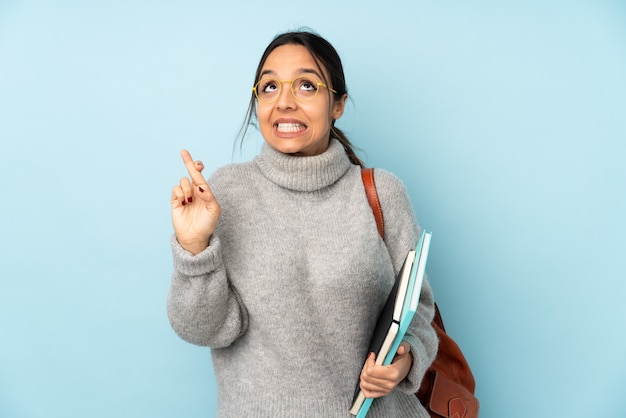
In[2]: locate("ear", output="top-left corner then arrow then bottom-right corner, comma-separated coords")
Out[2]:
331,93 -> 348,120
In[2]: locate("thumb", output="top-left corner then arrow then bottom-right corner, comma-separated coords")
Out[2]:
397,342 -> 411,356
365,352 -> 376,368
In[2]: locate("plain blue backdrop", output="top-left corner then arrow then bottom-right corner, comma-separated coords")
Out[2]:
1,1 -> 625,417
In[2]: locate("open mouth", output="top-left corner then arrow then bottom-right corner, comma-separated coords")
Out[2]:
275,122 -> 307,133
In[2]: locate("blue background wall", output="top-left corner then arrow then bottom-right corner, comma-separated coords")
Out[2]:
1,1 -> 625,417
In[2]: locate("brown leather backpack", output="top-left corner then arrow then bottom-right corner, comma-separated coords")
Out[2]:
361,168 -> 480,418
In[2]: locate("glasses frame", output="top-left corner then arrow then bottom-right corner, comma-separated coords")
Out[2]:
252,76 -> 338,104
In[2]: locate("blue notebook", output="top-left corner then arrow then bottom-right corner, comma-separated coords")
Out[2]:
349,230 -> 432,417
383,231 -> 431,364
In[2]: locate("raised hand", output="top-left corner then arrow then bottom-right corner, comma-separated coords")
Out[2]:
171,150 -> 221,255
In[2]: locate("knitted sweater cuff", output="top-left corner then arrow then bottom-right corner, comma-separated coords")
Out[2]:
170,234 -> 223,277
397,333 -> 431,394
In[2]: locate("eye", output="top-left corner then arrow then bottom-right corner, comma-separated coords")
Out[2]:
296,78 -> 318,92
260,79 -> 279,93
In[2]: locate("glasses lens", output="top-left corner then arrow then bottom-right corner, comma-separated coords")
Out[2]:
255,79 -> 280,102
291,77 -> 319,101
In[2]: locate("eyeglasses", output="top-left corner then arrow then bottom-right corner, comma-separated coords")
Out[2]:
252,76 -> 337,103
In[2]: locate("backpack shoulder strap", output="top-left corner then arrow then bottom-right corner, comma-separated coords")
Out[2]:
361,168 -> 384,239
361,167 -> 445,331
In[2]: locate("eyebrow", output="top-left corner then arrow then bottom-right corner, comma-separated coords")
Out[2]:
259,68 -> 324,80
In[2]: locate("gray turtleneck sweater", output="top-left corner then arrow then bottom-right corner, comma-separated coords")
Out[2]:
167,139 -> 438,417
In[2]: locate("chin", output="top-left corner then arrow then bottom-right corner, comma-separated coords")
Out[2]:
266,138 -> 303,154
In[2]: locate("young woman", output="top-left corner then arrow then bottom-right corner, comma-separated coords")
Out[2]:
168,30 -> 438,417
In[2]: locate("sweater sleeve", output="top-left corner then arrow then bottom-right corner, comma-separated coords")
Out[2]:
374,169 -> 438,393
167,234 -> 248,348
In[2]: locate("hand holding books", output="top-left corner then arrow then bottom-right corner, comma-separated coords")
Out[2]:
349,230 -> 432,417
358,341 -> 413,398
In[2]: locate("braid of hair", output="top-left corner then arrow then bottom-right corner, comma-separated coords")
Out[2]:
331,125 -> 365,168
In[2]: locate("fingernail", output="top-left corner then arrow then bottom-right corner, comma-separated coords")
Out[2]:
182,200 -> 186,206
187,197 -> 193,203
198,186 -> 204,193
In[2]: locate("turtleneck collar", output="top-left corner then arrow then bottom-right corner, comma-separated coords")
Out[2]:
253,139 -> 354,192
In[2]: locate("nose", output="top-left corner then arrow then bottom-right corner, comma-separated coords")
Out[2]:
276,81 -> 297,110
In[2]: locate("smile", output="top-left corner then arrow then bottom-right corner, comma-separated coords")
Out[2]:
276,123 -> 307,133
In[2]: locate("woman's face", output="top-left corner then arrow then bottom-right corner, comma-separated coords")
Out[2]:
256,44 -> 346,157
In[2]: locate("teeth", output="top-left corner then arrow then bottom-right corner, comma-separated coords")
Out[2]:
276,123 -> 305,133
